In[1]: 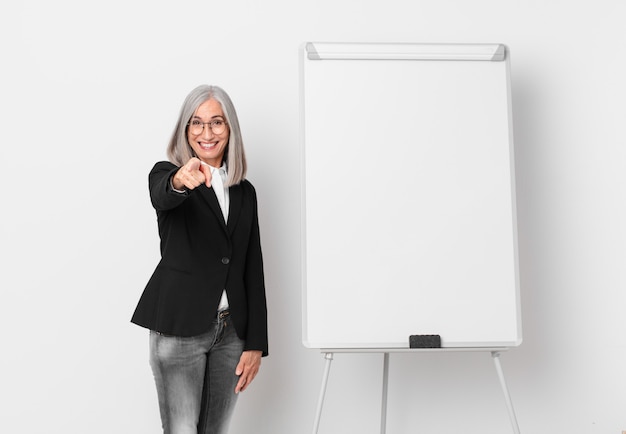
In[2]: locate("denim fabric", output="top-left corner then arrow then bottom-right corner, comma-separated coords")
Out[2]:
149,313 -> 244,434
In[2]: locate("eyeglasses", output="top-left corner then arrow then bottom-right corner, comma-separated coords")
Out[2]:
187,118 -> 228,135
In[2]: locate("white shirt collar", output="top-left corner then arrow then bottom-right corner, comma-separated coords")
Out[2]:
201,161 -> 227,175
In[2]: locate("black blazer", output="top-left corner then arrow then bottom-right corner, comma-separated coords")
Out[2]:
131,161 -> 268,356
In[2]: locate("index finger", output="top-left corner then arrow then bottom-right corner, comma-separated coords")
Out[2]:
198,161 -> 212,187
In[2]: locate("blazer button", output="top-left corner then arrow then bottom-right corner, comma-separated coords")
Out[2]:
221,257 -> 230,265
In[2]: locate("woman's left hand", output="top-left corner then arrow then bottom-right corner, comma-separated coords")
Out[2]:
235,350 -> 262,393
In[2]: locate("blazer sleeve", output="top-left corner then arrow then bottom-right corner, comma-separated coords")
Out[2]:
243,183 -> 269,356
149,161 -> 189,211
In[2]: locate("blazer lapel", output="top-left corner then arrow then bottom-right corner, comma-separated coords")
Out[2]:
199,185 -> 228,232
198,183 -> 242,236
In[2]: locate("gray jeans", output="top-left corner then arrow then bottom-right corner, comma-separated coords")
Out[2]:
149,312 -> 245,434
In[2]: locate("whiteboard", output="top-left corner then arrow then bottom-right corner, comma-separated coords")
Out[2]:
300,43 -> 521,349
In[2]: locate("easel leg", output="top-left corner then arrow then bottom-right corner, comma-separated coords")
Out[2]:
491,351 -> 521,434
312,352 -> 334,434
380,352 -> 390,434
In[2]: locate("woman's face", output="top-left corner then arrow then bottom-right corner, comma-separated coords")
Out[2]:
187,98 -> 230,167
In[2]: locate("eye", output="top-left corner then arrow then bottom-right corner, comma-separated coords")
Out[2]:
191,119 -> 203,126
212,119 -> 224,127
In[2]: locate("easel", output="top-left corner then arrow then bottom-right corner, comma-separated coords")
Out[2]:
312,348 -> 521,434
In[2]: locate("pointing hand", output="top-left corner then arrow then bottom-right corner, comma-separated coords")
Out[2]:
172,158 -> 213,190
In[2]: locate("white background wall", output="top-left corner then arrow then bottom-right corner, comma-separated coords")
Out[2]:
1,1 -> 624,433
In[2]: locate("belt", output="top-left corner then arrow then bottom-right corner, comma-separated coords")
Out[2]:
218,309 -> 230,320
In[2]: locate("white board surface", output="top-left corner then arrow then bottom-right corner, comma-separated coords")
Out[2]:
300,43 -> 521,349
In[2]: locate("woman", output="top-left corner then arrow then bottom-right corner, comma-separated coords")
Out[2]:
131,85 -> 268,434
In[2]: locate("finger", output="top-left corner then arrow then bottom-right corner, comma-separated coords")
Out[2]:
199,162 -> 213,188
235,358 -> 248,393
236,368 -> 258,393
188,168 -> 206,186
235,376 -> 247,394
234,352 -> 261,393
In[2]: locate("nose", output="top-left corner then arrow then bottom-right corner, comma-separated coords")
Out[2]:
201,124 -> 215,138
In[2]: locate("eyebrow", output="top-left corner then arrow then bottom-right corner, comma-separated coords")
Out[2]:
191,115 -> 225,120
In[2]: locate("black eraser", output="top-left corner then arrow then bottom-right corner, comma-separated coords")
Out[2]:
409,334 -> 441,348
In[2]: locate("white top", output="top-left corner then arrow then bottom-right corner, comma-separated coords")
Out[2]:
207,163 -> 230,312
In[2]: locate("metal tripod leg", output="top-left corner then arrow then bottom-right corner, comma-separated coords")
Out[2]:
312,353 -> 334,434
380,352 -> 390,434
491,351 -> 521,434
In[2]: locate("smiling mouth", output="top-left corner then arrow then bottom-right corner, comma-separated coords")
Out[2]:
199,142 -> 218,150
